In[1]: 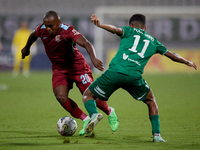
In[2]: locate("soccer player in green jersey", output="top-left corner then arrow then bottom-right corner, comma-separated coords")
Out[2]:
83,14 -> 197,142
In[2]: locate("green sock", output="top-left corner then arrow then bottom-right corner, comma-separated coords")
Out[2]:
149,114 -> 161,134
84,100 -> 98,117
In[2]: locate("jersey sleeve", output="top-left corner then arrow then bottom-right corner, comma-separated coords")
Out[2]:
64,25 -> 82,42
119,26 -> 128,38
156,40 -> 168,55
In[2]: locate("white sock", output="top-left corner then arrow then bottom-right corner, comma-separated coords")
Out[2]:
153,133 -> 161,136
108,107 -> 113,116
83,116 -> 90,121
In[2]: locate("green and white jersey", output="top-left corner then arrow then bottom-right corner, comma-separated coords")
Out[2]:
108,26 -> 168,76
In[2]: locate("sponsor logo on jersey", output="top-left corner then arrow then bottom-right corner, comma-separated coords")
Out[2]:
42,37 -> 48,40
55,35 -> 61,42
123,53 -> 141,66
123,53 -> 129,60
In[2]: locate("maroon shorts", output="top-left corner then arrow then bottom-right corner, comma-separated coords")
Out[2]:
52,69 -> 94,94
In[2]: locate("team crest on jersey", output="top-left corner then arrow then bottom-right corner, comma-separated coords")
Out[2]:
55,35 -> 61,42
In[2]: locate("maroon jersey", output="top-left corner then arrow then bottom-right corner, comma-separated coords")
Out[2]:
35,23 -> 91,74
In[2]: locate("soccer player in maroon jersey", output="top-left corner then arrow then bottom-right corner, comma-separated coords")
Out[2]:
21,10 -> 119,135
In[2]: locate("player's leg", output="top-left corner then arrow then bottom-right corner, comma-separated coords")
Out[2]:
95,98 -> 119,132
83,71 -> 119,134
12,53 -> 21,77
54,85 -> 88,120
125,76 -> 166,142
95,98 -> 111,115
77,73 -> 111,114
64,73 -> 100,136
83,88 -> 103,134
74,73 -> 104,135
52,70 -> 89,125
77,73 -> 119,132
143,89 -> 166,142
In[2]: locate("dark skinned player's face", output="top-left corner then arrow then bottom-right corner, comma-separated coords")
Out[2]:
43,16 -> 61,36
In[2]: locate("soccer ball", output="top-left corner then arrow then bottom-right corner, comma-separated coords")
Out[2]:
56,116 -> 77,136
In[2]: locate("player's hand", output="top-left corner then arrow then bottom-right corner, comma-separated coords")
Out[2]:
21,47 -> 30,59
186,61 -> 197,70
91,57 -> 104,71
91,14 -> 101,27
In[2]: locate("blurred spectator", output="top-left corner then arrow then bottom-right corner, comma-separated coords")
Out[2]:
12,21 -> 37,77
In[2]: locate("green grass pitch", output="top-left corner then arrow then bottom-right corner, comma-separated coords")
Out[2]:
0,71 -> 200,150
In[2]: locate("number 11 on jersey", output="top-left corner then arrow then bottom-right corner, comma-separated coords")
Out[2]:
128,35 -> 150,58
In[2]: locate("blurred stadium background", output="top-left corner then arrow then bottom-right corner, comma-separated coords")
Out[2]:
0,0 -> 199,73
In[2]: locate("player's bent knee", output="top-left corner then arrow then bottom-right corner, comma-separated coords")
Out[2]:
145,89 -> 155,101
55,94 -> 68,104
82,95 -> 88,104
82,88 -> 95,103
82,92 -> 90,103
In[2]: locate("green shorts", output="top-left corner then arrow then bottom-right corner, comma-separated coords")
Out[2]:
89,70 -> 150,101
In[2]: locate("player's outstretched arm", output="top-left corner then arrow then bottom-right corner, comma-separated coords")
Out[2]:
165,51 -> 197,70
21,30 -> 38,59
91,14 -> 123,36
76,35 -> 104,71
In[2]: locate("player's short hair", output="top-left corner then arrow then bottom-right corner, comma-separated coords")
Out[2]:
129,14 -> 146,25
43,10 -> 60,20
